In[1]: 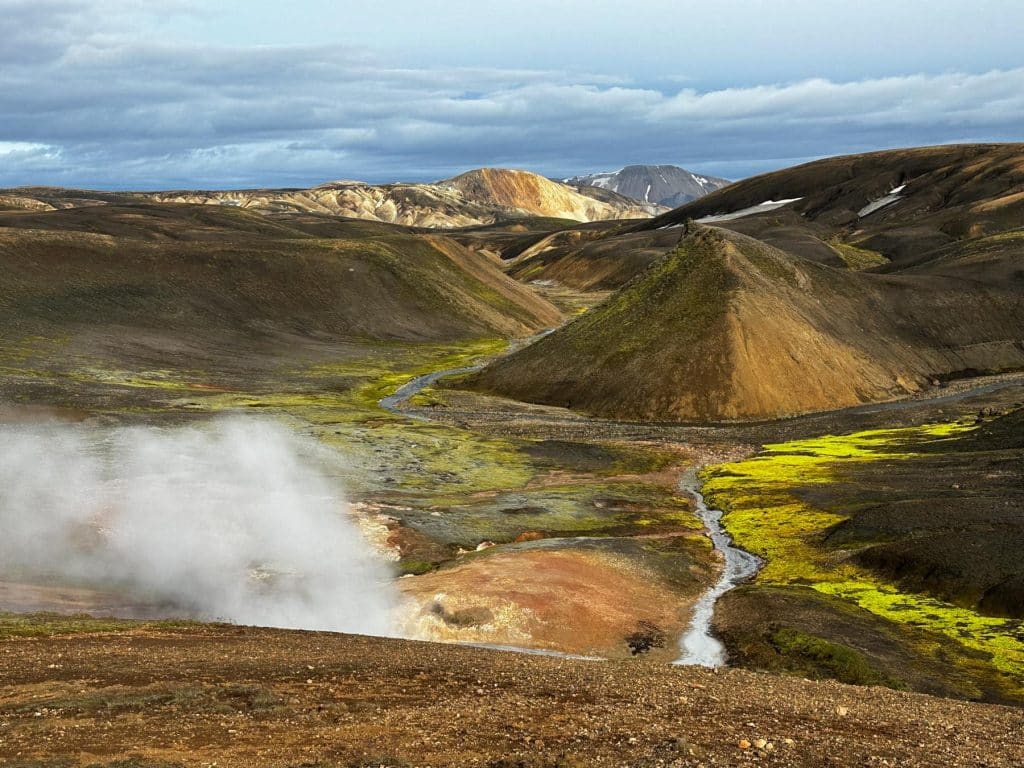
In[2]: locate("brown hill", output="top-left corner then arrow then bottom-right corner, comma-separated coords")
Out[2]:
505,225 -> 687,290
462,226 -> 1024,421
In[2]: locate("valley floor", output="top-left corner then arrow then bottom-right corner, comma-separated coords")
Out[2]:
3,331 -> 1023,693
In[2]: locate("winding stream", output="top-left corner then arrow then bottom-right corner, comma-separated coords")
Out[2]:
379,330 -> 553,417
379,365 -> 482,418
675,468 -> 762,667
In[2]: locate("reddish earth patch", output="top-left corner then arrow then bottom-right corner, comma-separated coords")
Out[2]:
399,547 -> 694,659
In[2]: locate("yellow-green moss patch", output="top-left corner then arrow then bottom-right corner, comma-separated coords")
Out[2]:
701,421 -> 1024,692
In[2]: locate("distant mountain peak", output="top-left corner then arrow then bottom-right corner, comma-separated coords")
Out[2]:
439,167 -> 660,221
565,164 -> 730,207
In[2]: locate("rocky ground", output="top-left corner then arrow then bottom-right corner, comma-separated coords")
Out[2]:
2,618 -> 1023,768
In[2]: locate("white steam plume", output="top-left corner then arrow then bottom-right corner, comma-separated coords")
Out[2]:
0,418 -> 398,636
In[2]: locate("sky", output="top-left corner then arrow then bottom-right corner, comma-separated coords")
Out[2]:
1,0 -> 1022,189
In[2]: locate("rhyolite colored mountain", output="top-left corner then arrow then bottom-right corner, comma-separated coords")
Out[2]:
0,167 -> 657,229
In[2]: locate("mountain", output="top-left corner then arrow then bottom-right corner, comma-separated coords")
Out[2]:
565,164 -> 730,207
462,225 -> 1024,421
495,143 -> 1024,290
635,143 -> 1024,270
438,167 -> 659,220
139,181 -> 510,229
0,168 -> 657,229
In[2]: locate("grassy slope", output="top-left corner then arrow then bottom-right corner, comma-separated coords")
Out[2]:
0,204 -> 561,345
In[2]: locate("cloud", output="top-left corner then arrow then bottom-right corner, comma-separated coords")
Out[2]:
1,4 -> 1022,187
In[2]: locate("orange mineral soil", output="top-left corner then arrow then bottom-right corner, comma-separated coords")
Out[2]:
400,546 -> 698,659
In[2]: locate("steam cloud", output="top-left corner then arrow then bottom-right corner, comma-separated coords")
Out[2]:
0,418 -> 398,636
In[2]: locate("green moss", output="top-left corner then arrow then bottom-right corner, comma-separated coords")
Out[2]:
348,335 -> 507,409
771,627 -> 899,687
0,334 -> 69,364
334,420 -> 535,497
828,238 -> 890,270
702,421 -> 1024,693
398,559 -> 440,576
395,478 -> 699,548
815,581 -> 1024,678
70,367 -> 218,392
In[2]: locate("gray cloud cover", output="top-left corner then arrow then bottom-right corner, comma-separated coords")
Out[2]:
2,0 -> 1022,188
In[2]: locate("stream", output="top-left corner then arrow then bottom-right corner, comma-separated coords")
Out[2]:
379,330 -> 554,417
379,365 -> 482,419
675,468 -> 762,667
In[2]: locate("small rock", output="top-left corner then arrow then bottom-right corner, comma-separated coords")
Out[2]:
783,738 -> 795,745
754,738 -> 767,749
738,739 -> 751,750
836,706 -> 849,717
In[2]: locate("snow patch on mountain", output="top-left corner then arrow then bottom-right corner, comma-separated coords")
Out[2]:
858,184 -> 908,217
696,198 -> 803,223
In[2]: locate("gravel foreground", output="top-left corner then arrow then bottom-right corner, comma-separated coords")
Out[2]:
1,624 -> 1022,767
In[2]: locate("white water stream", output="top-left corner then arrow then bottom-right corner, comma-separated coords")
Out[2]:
675,469 -> 762,667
